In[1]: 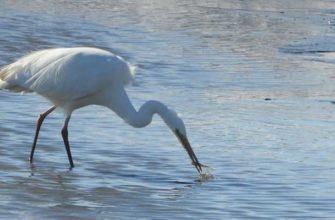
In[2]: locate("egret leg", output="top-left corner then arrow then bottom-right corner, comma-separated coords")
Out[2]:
30,106 -> 56,163
61,115 -> 74,168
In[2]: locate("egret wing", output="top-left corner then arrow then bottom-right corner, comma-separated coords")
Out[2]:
0,48 -> 134,101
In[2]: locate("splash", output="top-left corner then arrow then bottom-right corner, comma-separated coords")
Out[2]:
198,165 -> 214,182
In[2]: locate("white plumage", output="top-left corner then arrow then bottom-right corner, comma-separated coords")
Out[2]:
0,47 -> 202,173
1,47 -> 134,102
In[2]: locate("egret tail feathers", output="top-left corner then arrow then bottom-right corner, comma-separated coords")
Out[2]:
0,64 -> 32,92
0,65 -> 11,90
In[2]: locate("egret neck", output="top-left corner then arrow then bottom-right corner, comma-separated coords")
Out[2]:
102,86 -> 202,173
102,86 -> 169,129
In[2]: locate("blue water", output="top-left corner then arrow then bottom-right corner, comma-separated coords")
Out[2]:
1,0 -> 335,219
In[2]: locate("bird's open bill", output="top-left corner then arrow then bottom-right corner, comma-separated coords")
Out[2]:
175,130 -> 203,173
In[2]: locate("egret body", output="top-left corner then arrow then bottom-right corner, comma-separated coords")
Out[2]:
0,47 -> 202,173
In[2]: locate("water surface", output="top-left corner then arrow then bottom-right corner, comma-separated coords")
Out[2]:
1,0 -> 335,219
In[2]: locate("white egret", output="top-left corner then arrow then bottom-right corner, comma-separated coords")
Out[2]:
0,47 -> 203,173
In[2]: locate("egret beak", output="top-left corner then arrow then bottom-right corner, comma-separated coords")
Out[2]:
175,129 -> 203,173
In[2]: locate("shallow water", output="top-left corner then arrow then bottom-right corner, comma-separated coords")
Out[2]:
1,0 -> 335,219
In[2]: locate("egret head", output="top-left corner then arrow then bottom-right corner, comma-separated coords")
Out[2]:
164,109 -> 187,136
164,110 -> 202,173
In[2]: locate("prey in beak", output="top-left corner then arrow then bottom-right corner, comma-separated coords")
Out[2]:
175,129 -> 203,173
